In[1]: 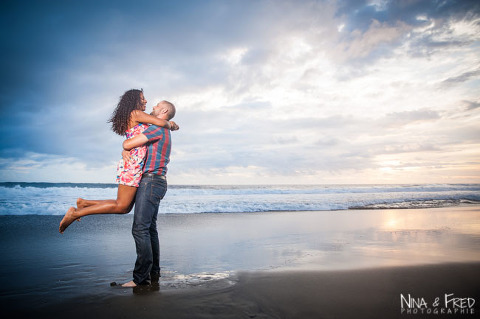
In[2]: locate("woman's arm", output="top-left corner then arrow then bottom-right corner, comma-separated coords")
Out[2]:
131,110 -> 176,129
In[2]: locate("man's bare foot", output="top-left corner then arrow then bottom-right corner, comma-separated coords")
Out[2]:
59,207 -> 78,234
121,280 -> 137,288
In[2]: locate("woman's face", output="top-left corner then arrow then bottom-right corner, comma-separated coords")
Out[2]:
138,92 -> 147,111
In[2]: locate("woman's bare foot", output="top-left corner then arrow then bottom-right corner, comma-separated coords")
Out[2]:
76,198 -> 87,209
74,198 -> 87,221
122,280 -> 137,288
59,207 -> 78,234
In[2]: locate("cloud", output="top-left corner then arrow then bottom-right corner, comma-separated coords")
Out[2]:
0,151 -> 115,183
339,19 -> 410,59
336,0 -> 480,32
382,109 -> 440,128
442,68 -> 480,85
334,0 -> 480,64
464,100 -> 480,111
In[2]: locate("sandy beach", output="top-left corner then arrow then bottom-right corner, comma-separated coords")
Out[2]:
1,206 -> 479,318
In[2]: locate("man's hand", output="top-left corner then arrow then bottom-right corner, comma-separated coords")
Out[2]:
169,121 -> 179,131
122,150 -> 132,163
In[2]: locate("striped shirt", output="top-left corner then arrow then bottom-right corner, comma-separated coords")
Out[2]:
142,125 -> 171,176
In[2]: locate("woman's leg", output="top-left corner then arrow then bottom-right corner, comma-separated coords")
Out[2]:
75,198 -> 116,221
59,185 -> 137,233
76,198 -> 111,209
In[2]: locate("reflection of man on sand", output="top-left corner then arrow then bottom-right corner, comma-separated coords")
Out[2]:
121,101 -> 176,287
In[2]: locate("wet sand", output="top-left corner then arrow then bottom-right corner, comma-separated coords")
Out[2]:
12,263 -> 480,319
1,206 -> 480,318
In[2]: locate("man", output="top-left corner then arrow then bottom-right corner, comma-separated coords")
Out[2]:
121,100 -> 177,287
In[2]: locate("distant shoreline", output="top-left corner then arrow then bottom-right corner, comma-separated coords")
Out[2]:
2,181 -> 480,187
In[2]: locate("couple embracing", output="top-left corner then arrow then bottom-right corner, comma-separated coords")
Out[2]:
60,89 -> 178,287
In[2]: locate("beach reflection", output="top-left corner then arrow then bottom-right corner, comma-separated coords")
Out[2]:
275,207 -> 480,270
156,206 -> 480,273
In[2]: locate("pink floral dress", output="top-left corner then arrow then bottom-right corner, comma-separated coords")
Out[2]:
116,124 -> 148,187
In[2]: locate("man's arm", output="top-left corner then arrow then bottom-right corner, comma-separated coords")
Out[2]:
123,133 -> 149,151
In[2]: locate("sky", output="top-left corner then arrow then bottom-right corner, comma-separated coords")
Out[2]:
1,0 -> 479,185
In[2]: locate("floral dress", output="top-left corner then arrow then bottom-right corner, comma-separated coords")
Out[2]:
116,123 -> 148,187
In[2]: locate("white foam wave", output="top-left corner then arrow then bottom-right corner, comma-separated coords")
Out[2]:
158,271 -> 236,290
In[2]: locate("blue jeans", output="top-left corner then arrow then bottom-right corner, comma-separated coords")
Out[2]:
132,174 -> 167,284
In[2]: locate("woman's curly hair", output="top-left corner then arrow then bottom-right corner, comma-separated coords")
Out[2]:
109,89 -> 144,136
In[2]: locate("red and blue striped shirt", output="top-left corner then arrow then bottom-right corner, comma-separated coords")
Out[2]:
142,125 -> 171,176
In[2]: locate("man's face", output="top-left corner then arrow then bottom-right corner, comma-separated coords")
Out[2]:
152,102 -> 164,117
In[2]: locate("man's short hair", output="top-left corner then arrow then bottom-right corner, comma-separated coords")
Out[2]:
162,101 -> 176,120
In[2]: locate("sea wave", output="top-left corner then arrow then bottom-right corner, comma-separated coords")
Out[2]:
0,183 -> 479,215
349,199 -> 480,210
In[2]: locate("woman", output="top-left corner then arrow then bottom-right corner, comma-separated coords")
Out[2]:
59,89 -> 178,233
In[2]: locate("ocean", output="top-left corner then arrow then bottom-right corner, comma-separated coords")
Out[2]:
1,182 -> 479,216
